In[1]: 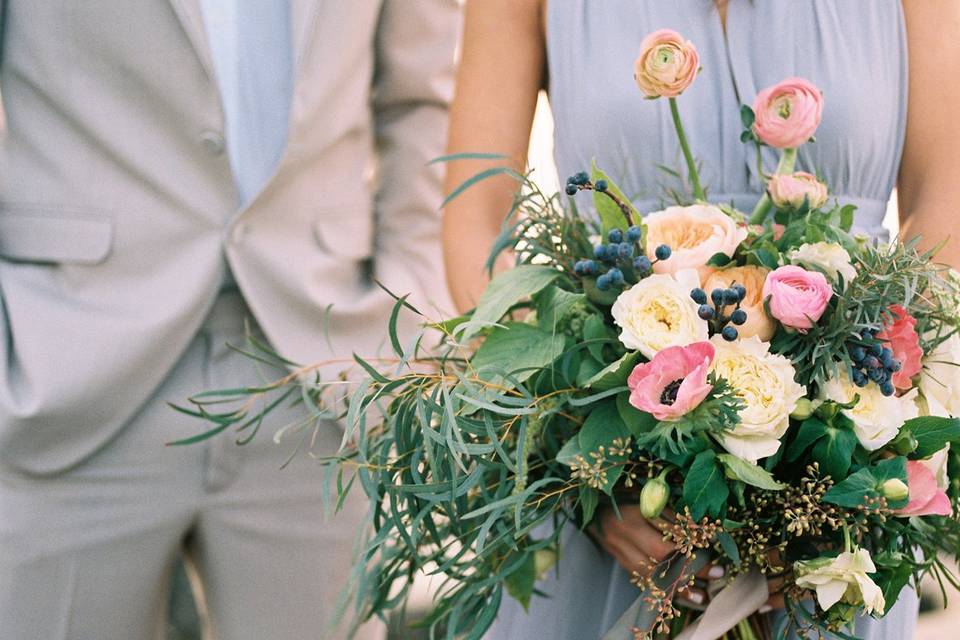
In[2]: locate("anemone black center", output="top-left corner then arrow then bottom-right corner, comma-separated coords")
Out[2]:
660,379 -> 684,406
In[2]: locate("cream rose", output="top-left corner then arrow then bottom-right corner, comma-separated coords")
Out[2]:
701,265 -> 776,341
787,242 -> 857,284
919,333 -> 960,418
611,269 -> 708,359
795,549 -> 885,616
821,369 -> 919,451
709,335 -> 806,462
645,204 -> 748,279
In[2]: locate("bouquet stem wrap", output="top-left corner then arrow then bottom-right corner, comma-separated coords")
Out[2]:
602,552 -> 768,640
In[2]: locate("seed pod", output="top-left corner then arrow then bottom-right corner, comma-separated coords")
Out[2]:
640,474 -> 670,520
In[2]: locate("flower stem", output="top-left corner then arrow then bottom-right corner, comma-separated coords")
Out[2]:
669,97 -> 705,202
748,147 -> 798,225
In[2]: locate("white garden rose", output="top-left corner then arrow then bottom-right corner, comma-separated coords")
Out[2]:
787,242 -> 857,284
919,333 -> 960,418
821,369 -> 919,451
921,445 -> 950,492
795,549 -> 885,615
709,335 -> 806,462
611,269 -> 708,358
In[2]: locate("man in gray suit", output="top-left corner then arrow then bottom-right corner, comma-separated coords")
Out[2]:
0,1 -> 458,638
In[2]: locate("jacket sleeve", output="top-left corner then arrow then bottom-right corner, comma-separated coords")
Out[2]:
370,0 -> 461,317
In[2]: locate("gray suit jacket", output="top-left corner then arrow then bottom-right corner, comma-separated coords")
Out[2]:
0,0 -> 459,475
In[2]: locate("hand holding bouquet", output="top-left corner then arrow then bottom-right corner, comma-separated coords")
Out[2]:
182,28 -> 960,640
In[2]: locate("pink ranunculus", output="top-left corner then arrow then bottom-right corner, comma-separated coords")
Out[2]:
634,29 -> 700,99
627,341 -> 715,421
897,461 -> 952,517
762,265 -> 833,331
752,77 -> 824,149
877,305 -> 924,390
767,172 -> 829,210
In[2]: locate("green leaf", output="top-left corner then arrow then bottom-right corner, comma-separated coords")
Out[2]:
706,252 -> 733,267
901,416 -> 960,458
464,265 -> 560,340
617,391 -> 659,438
556,436 -> 583,466
441,165 -> 522,207
717,453 -> 786,490
578,400 -> 630,493
811,423 -> 858,480
683,450 -> 729,520
839,204 -> 856,232
582,314 -> 613,362
504,551 -> 537,610
717,531 -> 741,567
786,417 -> 828,462
585,350 -> 643,391
576,355 -> 606,387
580,486 -> 600,524
471,323 -> 567,387
822,457 -> 908,509
591,162 -> 640,237
740,104 -> 756,129
536,286 -> 588,331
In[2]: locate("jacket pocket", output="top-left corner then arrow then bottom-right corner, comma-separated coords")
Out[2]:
0,205 -> 114,265
312,204 -> 374,261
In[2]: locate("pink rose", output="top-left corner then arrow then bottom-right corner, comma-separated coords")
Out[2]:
767,172 -> 829,209
752,77 -> 824,149
897,461 -> 952,517
628,341 -> 715,421
877,305 -> 924,389
762,265 -> 833,331
634,29 -> 700,99
645,204 -> 748,279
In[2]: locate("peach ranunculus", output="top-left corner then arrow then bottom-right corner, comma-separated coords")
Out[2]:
762,265 -> 833,331
634,29 -> 700,99
645,204 -> 748,279
627,341 -> 715,421
701,266 -> 776,341
876,305 -> 924,390
897,460 -> 952,517
767,172 -> 828,209
752,77 -> 823,149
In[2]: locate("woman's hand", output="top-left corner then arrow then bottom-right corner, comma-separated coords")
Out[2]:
593,505 -> 722,606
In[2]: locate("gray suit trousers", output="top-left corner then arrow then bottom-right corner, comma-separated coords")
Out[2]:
0,292 -> 382,640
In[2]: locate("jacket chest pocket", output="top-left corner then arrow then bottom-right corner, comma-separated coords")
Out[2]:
0,205 -> 113,265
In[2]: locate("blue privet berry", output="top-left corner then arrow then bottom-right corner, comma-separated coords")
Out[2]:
722,288 -> 740,305
565,184 -> 579,196
608,228 -> 624,244
888,359 -> 902,372
593,245 -> 606,260
596,273 -> 612,291
731,309 -> 748,325
608,268 -> 624,285
583,260 -> 597,275
698,305 -> 716,320
574,171 -> 589,185
573,260 -> 586,276
721,326 -> 739,341
626,226 -> 642,242
849,345 -> 866,362
617,242 -> 634,259
868,367 -> 885,383
595,179 -> 608,192
711,288 -> 725,306
732,284 -> 747,302
634,256 -> 652,273
654,244 -> 672,261
862,355 -> 880,370
851,369 -> 869,387
690,288 -> 708,305
869,342 -> 884,357
880,381 -> 896,397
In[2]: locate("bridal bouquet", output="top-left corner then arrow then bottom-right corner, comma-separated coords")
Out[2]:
180,29 -> 960,640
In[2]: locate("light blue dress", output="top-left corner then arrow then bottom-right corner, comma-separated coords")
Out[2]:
488,1 -> 917,638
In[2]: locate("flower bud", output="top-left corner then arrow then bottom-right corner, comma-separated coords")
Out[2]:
881,478 -> 909,502
890,431 -> 919,456
790,398 -> 817,421
534,548 -> 558,580
640,475 -> 670,519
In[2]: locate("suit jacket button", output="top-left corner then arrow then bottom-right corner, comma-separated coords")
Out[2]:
200,130 -> 226,155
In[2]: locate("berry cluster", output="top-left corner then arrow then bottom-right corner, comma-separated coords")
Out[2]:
846,329 -> 901,396
574,228 -> 671,292
690,284 -> 748,341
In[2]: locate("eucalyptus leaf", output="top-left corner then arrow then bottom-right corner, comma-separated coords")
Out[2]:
463,265 -> 560,340
471,323 -> 567,388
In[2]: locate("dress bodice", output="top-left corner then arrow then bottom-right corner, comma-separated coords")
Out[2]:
546,0 -> 908,240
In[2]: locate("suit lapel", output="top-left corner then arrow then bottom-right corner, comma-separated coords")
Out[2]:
168,0 -> 214,77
